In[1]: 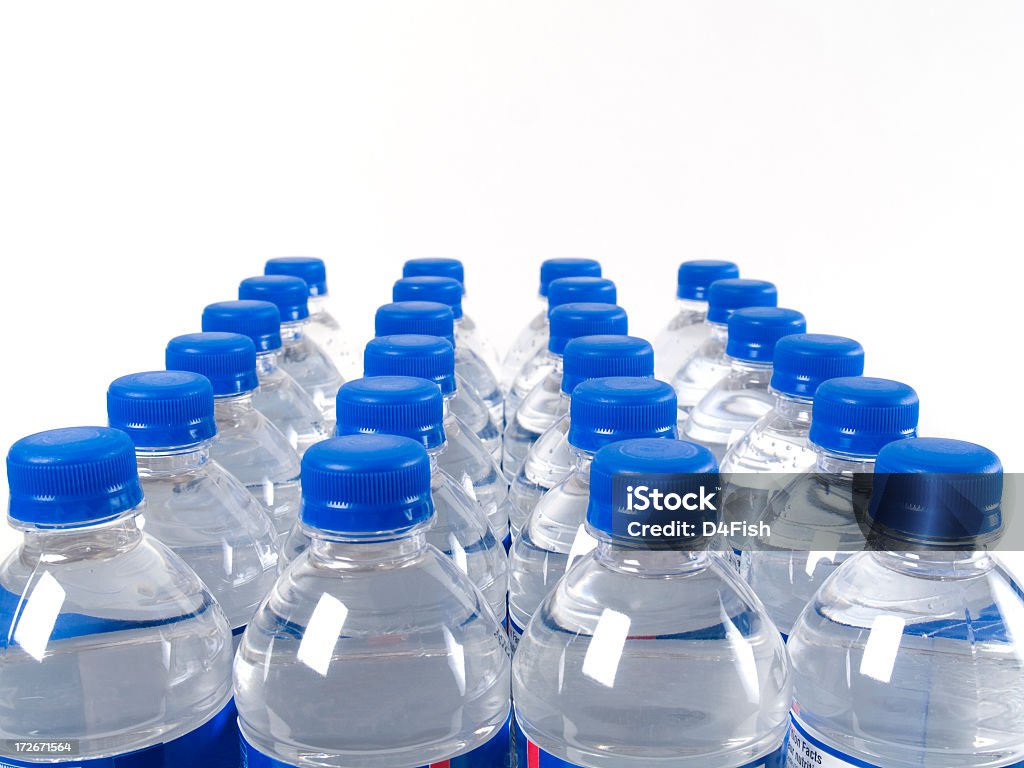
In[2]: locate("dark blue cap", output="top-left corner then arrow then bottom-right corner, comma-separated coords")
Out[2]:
770,334 -> 865,398
264,257 -> 328,297
561,335 -> 655,395
166,332 -> 259,396
540,258 -> 602,296
548,303 -> 629,355
7,427 -> 144,528
810,377 -> 919,456
336,377 -> 445,449
726,307 -> 807,362
202,300 -> 283,352
677,260 -> 740,301
706,279 -> 778,324
402,259 -> 465,293
569,378 -> 678,452
300,434 -> 434,537
392,276 -> 463,319
374,301 -> 455,346
869,438 -> 1003,547
363,335 -> 456,396
239,275 -> 310,321
107,371 -> 217,449
547,277 -> 617,312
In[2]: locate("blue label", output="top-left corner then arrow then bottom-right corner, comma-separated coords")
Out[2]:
508,616 -> 525,653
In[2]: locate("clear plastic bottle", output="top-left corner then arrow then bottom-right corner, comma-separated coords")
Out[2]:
393,275 -> 504,426
234,434 -> 511,768
654,260 -> 739,382
507,334 -> 655,536
513,438 -> 791,767
363,334 -> 512,547
682,307 -> 806,461
672,278 -> 778,422
744,376 -> 919,637
202,299 -> 332,452
265,256 -> 360,382
279,376 -> 509,622
107,371 -> 280,635
508,377 -> 678,649
374,300 -> 502,460
239,274 -> 345,422
787,438 -> 1024,768
1,427 -> 236,766
501,258 -> 602,393
166,332 -> 302,540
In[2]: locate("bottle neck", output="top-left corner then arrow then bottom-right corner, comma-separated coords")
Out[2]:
814,447 -> 877,474
214,391 -> 258,417
593,542 -> 713,575
567,445 -> 595,475
135,443 -> 212,476
727,357 -> 773,379
770,390 -> 813,422
21,512 -> 144,562
676,297 -> 708,315
307,294 -> 329,316
308,529 -> 429,568
872,549 -> 996,579
542,351 -> 564,369
255,349 -> 283,375
705,320 -> 728,341
280,319 -> 309,343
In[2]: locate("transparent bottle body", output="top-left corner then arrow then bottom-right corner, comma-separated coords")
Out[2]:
507,349 -> 559,424
653,298 -> 709,382
508,414 -> 573,536
279,319 -> 345,423
253,351 -> 332,455
681,360 -> 774,462
787,550 -> 1024,767
501,299 -> 548,393
454,311 -> 502,387
233,532 -> 511,768
502,362 -> 566,484
671,322 -> 730,421
452,373 -> 502,460
306,294 -> 360,383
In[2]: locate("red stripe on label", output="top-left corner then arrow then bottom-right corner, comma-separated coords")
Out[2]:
528,739 -> 540,768
429,761 -> 451,768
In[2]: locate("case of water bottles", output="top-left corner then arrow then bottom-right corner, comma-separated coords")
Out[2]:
1,256 -> 1021,768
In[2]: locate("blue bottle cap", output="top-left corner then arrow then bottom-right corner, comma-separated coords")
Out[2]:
677,260 -> 740,301
392,276 -> 463,319
165,332 -> 259,397
809,377 -> 919,456
108,371 -> 217,449
239,275 -> 310,321
300,434 -> 434,537
725,307 -> 807,362
548,303 -> 629,355
547,277 -> 617,312
7,427 -> 144,528
706,279 -> 778,324
569,377 -> 677,452
374,301 -> 455,346
402,258 -> 465,293
561,335 -> 655,395
336,376 -> 445,450
202,300 -> 283,352
363,335 -> 456,396
539,258 -> 602,296
264,257 -> 328,297
770,334 -> 865,398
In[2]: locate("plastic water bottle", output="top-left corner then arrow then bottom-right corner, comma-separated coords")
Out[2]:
1,427 -> 237,767
508,377 -> 678,649
279,376 -> 509,622
503,301 -> 627,482
393,275 -> 504,426
672,278 -> 778,420
654,260 -> 739,381
501,258 -> 602,393
265,256 -> 360,382
239,275 -> 345,422
787,438 -> 1024,768
202,299 -> 332,453
234,434 -> 511,768
374,300 -> 502,460
107,371 -> 280,635
507,334 -> 655,536
364,334 -> 512,547
513,438 -> 791,767
744,376 -> 919,637
166,332 -> 302,539
505,277 -> 618,422
682,307 -> 806,461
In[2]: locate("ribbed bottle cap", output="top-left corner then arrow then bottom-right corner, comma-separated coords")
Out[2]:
809,377 -> 920,456
561,335 -> 655,395
7,427 -> 144,528
336,376 -> 445,449
300,434 -> 434,537
165,332 -> 259,396
202,300 -> 282,352
539,258 -> 602,296
392,276 -> 463,319
677,260 -> 740,300
107,371 -> 217,449
239,275 -> 310,321
363,335 -> 456,396
569,377 -> 677,452
402,258 -> 465,293
725,307 -> 807,362
548,303 -> 628,355
547,277 -> 617,311
374,301 -> 455,346
706,279 -> 778,324
264,257 -> 328,297
770,334 -> 865,397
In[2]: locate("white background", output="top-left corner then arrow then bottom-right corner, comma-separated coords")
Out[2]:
2,2 -> 1023,554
